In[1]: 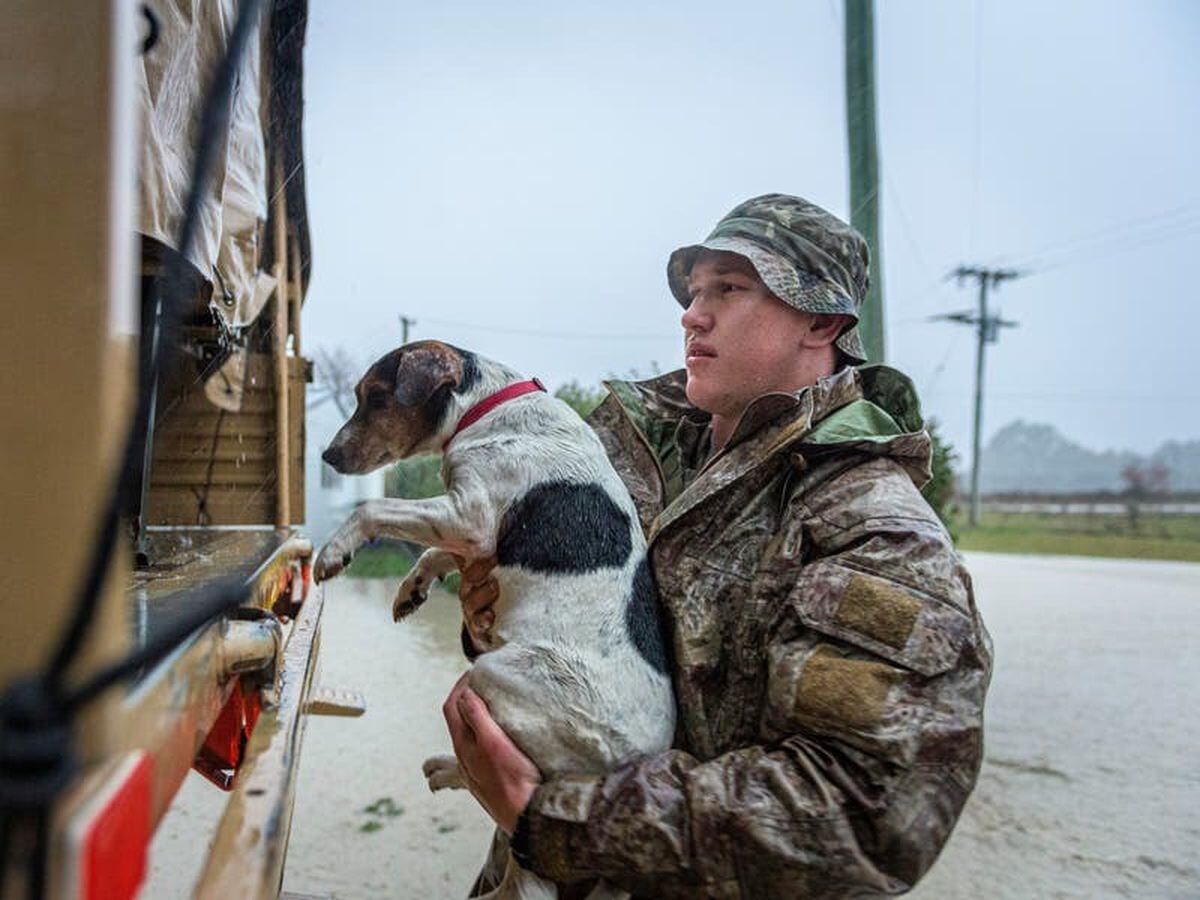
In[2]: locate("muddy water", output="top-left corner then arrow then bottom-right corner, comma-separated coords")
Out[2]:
147,553 -> 1200,898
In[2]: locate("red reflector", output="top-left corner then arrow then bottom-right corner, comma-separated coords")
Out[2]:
73,752 -> 153,900
193,680 -> 262,790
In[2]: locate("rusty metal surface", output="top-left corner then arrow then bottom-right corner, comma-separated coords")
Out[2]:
195,583 -> 326,900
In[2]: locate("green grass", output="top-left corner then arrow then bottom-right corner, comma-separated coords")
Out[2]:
344,544 -> 462,590
955,512 -> 1200,562
342,516 -> 1200,574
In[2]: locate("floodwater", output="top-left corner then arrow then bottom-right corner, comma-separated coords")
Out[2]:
147,552 -> 1200,898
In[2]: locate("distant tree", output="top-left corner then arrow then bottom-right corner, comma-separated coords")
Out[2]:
921,418 -> 959,541
554,380 -> 608,419
1120,462 -> 1170,533
554,364 -> 663,420
385,454 -> 445,500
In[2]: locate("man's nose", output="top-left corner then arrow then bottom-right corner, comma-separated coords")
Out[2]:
681,300 -> 711,333
322,444 -> 344,470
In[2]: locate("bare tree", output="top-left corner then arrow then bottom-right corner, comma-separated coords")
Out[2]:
310,345 -> 360,418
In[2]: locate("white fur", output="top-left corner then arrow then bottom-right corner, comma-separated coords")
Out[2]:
316,353 -> 676,900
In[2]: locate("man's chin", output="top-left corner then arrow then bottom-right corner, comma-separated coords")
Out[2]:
684,375 -> 720,414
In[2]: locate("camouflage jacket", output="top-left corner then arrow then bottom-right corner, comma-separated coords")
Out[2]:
517,364 -> 992,898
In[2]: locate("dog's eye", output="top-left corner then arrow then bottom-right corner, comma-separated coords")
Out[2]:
366,390 -> 388,410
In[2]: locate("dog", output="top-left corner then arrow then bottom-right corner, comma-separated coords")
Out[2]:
314,340 -> 676,900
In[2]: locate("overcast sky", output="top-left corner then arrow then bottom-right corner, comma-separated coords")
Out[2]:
301,0 -> 1198,458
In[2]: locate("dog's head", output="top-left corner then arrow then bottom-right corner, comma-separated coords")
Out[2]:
321,340 -> 480,474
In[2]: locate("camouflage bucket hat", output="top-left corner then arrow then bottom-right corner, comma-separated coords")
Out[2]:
667,194 -> 870,364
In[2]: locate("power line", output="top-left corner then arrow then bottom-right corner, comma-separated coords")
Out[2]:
983,202 -> 1200,272
921,330 -> 964,399
883,171 -> 938,288
418,315 -> 678,341
968,0 -> 985,257
1027,216 -> 1200,274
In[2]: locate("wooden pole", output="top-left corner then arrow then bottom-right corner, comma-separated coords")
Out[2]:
273,155 -> 290,528
289,227 -> 303,356
968,274 -> 988,527
845,0 -> 885,363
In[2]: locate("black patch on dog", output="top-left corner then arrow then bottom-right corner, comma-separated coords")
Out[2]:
423,383 -> 456,432
449,346 -> 480,394
626,557 -> 669,675
496,481 -> 632,573
423,347 -> 479,431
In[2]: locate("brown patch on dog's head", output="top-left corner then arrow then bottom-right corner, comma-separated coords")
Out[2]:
321,341 -> 479,474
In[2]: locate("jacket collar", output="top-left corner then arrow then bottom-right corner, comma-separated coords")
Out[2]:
606,366 -> 930,543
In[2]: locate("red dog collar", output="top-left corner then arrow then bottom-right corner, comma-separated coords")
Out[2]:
444,378 -> 547,449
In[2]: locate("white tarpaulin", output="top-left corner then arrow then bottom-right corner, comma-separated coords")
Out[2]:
136,0 -> 271,327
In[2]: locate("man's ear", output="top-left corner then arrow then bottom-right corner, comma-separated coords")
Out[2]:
393,343 -> 462,407
801,314 -> 852,350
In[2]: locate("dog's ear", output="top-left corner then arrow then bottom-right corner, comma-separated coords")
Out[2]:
393,343 -> 462,407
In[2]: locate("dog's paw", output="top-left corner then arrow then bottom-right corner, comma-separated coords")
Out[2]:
421,755 -> 466,792
313,542 -> 354,583
392,569 -> 430,622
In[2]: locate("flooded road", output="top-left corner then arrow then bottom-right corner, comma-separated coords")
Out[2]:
147,552 -> 1200,898
913,553 -> 1199,899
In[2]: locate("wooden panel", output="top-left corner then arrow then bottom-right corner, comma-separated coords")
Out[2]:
148,487 -> 274,525
289,355 -> 306,524
148,352 -> 307,526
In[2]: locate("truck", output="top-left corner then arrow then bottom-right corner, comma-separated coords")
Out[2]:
0,2 -> 357,896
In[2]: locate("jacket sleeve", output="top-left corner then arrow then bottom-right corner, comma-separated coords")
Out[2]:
516,458 -> 993,898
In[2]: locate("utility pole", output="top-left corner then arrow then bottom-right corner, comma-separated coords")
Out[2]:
933,266 -> 1022,527
399,315 -> 416,344
845,0 -> 885,362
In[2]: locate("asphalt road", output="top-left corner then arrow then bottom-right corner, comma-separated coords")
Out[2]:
147,552 -> 1200,898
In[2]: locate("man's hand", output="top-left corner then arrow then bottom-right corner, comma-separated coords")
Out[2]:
458,554 -> 500,651
443,673 -> 541,834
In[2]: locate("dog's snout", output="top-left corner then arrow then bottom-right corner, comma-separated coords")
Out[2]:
322,444 -> 344,470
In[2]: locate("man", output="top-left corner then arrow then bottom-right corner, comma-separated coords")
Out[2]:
444,194 -> 992,898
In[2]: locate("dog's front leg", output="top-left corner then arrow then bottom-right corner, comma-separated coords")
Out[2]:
393,548 -> 458,621
312,504 -> 372,582
314,493 -> 494,582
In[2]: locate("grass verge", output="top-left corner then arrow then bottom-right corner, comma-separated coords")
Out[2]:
345,544 -> 462,590
955,512 -> 1200,563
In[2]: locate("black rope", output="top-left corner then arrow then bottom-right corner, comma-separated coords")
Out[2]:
194,408 -> 228,526
139,4 -> 160,56
59,577 -> 247,714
